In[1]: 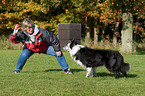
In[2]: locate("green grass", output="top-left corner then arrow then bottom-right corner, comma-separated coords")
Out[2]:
0,50 -> 145,96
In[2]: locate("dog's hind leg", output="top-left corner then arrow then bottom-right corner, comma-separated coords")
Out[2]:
92,67 -> 96,77
115,72 -> 120,79
121,71 -> 127,78
86,67 -> 92,77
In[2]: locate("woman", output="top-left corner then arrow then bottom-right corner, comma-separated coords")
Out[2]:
9,18 -> 72,74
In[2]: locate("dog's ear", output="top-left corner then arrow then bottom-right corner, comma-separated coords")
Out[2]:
70,38 -> 77,49
71,39 -> 75,45
71,38 -> 75,42
69,38 -> 74,43
71,38 -> 78,45
70,38 -> 75,43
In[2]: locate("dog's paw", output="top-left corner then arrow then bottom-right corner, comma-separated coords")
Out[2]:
91,75 -> 94,77
86,75 -> 89,78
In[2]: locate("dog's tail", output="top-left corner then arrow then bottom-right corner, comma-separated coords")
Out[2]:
114,51 -> 130,72
121,62 -> 130,72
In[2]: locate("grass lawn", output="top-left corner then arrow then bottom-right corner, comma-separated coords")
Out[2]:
0,50 -> 145,96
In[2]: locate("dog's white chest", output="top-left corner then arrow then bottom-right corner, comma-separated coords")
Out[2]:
73,57 -> 86,68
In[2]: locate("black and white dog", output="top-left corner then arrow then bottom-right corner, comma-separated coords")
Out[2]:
63,40 -> 130,79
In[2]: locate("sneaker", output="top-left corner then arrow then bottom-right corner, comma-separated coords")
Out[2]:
13,70 -> 20,74
64,68 -> 73,74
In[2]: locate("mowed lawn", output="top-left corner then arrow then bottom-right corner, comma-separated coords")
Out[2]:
0,50 -> 145,96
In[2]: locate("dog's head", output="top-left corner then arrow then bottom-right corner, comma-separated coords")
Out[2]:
63,39 -> 78,51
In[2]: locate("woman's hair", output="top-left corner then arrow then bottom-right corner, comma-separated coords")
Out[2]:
21,18 -> 35,32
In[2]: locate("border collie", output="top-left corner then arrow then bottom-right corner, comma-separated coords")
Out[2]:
63,40 -> 130,79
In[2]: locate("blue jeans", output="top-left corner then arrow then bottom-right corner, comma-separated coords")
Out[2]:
15,45 -> 69,71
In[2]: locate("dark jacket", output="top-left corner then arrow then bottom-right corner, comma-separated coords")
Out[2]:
9,28 -> 61,53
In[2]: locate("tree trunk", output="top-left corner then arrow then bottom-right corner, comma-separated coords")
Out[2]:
122,12 -> 133,53
94,27 -> 98,45
85,16 -> 91,42
113,22 -> 119,47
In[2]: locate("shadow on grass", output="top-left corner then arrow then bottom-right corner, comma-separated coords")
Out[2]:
93,72 -> 137,78
44,69 -> 137,79
22,68 -> 85,73
23,69 -> 137,78
44,68 -> 85,72
44,69 -> 62,72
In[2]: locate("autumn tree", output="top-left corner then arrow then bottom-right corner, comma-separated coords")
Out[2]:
0,0 -> 63,35
0,0 -> 144,53
109,0 -> 145,52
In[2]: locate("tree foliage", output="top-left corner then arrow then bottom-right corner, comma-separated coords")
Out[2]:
0,0 -> 144,41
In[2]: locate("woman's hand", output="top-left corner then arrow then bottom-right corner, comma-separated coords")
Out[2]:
56,51 -> 62,57
13,24 -> 20,35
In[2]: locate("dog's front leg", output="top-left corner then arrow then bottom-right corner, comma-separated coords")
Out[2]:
92,67 -> 96,77
86,67 -> 92,77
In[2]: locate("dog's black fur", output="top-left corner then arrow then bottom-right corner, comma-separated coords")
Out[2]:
64,40 -> 130,79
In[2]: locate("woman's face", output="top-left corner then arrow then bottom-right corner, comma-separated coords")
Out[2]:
26,27 -> 34,35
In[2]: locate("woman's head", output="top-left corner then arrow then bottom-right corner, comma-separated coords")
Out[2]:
21,18 -> 35,35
